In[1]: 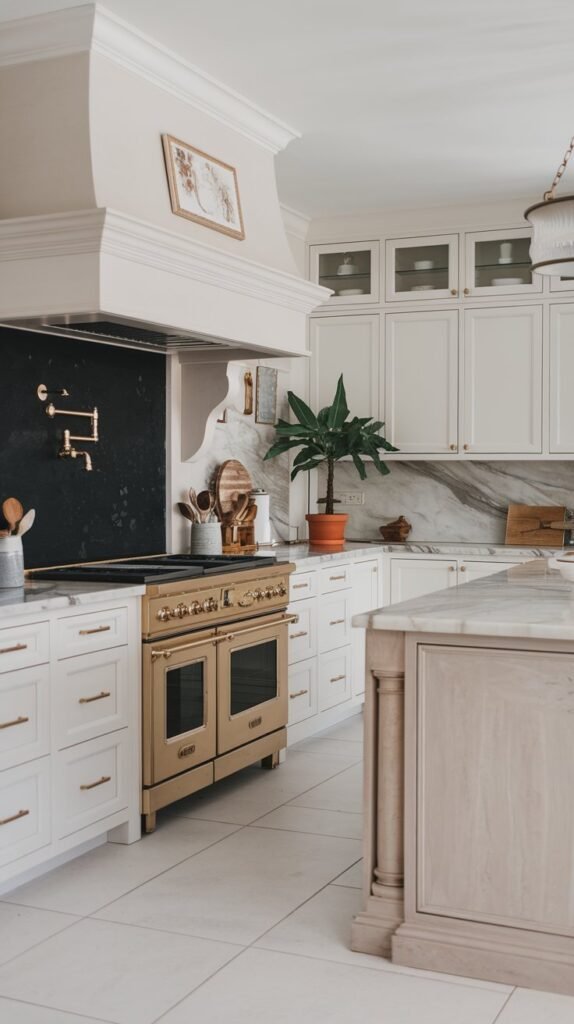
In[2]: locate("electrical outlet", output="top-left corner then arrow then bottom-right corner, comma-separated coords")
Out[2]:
336,492 -> 364,506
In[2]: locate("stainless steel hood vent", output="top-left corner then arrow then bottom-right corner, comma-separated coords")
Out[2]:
5,314 -> 235,354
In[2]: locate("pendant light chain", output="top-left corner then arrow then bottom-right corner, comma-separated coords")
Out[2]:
544,134 -> 574,200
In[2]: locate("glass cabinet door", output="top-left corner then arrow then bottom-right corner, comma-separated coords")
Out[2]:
386,234 -> 458,301
310,241 -> 379,305
464,228 -> 542,297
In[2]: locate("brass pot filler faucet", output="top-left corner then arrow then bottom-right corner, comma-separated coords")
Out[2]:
37,385 -> 99,471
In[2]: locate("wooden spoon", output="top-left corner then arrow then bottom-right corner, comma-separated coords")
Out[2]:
196,490 -> 215,523
17,509 -> 35,536
2,497 -> 23,534
178,502 -> 199,523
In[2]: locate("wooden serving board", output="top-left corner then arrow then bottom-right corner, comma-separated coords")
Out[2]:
504,504 -> 566,546
214,459 -> 252,517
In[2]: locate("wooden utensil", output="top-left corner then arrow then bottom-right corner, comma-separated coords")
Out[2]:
17,509 -> 35,536
505,504 -> 566,546
2,497 -> 23,534
232,492 -> 250,522
178,502 -> 199,523
196,490 -> 216,523
214,460 -> 252,518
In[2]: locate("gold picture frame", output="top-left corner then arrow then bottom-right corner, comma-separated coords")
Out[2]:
162,134 -> 245,240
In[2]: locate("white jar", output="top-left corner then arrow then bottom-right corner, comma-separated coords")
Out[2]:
0,535 -> 24,588
190,522 -> 223,556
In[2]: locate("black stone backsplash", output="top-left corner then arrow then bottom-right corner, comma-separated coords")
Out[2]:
0,328 -> 166,568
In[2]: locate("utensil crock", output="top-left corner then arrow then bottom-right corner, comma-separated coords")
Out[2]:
0,535 -> 24,588
190,522 -> 223,556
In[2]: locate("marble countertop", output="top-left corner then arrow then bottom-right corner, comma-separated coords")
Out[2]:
0,581 -> 146,622
273,540 -> 564,568
354,558 -> 574,641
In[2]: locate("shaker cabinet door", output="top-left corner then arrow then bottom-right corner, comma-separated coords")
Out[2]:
549,303 -> 574,453
462,305 -> 543,454
384,309 -> 459,453
309,316 -> 380,421
389,559 -> 457,604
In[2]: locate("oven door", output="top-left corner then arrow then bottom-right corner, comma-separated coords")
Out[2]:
216,613 -> 297,755
143,628 -> 217,785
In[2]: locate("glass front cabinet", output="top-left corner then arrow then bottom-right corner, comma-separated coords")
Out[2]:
385,234 -> 459,301
464,228 -> 542,297
309,241 -> 379,305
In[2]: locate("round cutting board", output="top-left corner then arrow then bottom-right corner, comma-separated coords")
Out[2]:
214,460 -> 253,516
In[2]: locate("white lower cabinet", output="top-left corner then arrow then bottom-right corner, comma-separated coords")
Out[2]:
0,597 -> 141,890
288,658 -> 317,725
351,559 -> 381,696
390,558 -> 457,603
318,592 -> 352,652
319,648 -> 352,712
458,560 -> 518,583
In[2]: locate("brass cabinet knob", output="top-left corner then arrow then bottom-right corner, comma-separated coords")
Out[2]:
463,287 -> 470,295
448,565 -> 456,572
449,443 -> 457,451
450,288 -> 458,296
463,443 -> 470,451
460,565 -> 467,572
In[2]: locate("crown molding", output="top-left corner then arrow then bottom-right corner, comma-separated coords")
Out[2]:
0,208 -> 328,315
280,204 -> 311,241
0,4 -> 299,154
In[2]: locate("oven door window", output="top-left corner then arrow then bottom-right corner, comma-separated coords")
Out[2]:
230,639 -> 277,716
166,659 -> 205,738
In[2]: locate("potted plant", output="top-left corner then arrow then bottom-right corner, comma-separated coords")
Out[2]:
264,375 -> 397,546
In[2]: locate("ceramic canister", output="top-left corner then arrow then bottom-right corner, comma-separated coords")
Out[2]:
190,522 -> 223,556
0,535 -> 24,588
252,489 -> 272,545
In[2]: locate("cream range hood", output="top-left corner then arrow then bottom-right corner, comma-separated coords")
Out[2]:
0,5 -> 327,357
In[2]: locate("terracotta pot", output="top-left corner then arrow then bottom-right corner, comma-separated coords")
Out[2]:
305,513 -> 349,547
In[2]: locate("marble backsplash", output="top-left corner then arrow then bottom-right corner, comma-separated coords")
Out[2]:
321,460 -> 574,543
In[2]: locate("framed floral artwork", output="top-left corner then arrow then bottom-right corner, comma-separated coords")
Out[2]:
162,134 -> 245,240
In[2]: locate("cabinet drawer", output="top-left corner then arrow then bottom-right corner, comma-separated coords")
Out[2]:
288,599 -> 317,665
319,648 -> 352,712
318,593 -> 351,653
289,572 -> 317,601
0,664 -> 50,771
55,648 -> 129,750
0,621 -> 49,674
319,564 -> 351,594
55,730 -> 129,838
56,607 -> 128,660
0,756 -> 51,867
288,658 -> 318,726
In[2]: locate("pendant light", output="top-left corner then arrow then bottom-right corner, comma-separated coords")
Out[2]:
525,134 -> 574,277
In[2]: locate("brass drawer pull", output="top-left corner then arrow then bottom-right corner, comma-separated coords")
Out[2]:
80,775 -> 111,791
330,674 -> 346,683
79,625 -> 111,636
0,643 -> 28,655
0,808 -> 29,826
79,691 -> 111,705
329,619 -> 345,626
292,583 -> 308,590
329,574 -> 346,581
289,689 -> 308,699
289,630 -> 308,640
178,743 -> 196,758
0,715 -> 29,730
249,716 -> 262,729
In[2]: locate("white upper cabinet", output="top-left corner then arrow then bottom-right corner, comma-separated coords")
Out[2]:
385,310 -> 459,453
462,305 -> 543,454
386,234 -> 459,301
310,241 -> 379,306
549,303 -> 574,453
309,315 -> 380,420
463,228 -> 541,298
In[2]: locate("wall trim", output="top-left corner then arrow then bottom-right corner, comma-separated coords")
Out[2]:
0,208 -> 328,315
0,4 -> 299,154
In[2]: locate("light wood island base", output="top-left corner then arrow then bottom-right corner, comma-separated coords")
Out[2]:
352,562 -> 574,996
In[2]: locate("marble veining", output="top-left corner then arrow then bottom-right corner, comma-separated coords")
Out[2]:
356,559 -> 574,640
0,581 -> 145,621
323,460 -> 574,543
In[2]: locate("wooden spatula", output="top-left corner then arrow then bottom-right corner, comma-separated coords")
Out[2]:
2,497 -> 23,534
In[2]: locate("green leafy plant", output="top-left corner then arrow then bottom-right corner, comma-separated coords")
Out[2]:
264,375 -> 398,515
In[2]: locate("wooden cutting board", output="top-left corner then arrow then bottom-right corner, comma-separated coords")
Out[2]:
505,504 -> 566,546
214,460 -> 253,517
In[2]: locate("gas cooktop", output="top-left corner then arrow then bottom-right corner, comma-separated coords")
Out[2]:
30,554 -> 279,585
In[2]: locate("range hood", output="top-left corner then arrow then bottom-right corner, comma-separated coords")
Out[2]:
0,5 -> 327,356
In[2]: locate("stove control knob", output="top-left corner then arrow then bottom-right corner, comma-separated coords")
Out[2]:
252,589 -> 264,601
264,586 -> 275,599
170,603 -> 188,619
274,583 -> 287,598
187,601 -> 202,616
202,597 -> 218,613
156,606 -> 171,622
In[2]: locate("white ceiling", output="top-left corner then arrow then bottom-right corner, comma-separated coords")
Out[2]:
3,0 -> 574,218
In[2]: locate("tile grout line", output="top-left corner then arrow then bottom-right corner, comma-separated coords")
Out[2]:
490,987 -> 517,1022
0,991 -> 114,1024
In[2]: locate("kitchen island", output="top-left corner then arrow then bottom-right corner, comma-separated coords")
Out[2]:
352,558 -> 574,995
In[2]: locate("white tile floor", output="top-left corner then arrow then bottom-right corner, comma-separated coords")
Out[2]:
1,712 -> 573,1023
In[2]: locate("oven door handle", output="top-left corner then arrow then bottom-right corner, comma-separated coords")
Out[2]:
219,613 -> 299,644
150,634 -> 219,661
